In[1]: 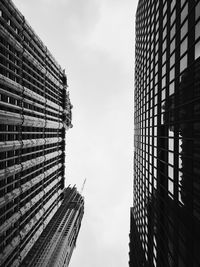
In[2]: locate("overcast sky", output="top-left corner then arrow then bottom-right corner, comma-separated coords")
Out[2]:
13,0 -> 138,266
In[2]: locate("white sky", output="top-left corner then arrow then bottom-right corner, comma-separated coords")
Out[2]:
13,0 -> 138,266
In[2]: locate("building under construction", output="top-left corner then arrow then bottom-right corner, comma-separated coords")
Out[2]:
0,1 -> 84,267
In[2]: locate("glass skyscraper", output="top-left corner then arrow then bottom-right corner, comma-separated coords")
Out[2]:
130,0 -> 200,266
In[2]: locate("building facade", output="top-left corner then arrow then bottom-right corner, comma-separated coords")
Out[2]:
0,0 -> 75,266
22,186 -> 84,267
130,0 -> 200,266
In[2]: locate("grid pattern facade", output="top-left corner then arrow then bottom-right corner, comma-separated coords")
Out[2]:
131,0 -> 200,266
0,1 -> 72,266
22,186 -> 84,267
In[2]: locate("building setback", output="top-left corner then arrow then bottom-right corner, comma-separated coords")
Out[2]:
130,0 -> 200,266
0,1 -> 84,267
22,186 -> 84,267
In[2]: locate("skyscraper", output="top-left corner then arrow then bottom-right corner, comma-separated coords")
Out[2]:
0,1 -> 83,266
130,0 -> 200,266
22,186 -> 84,267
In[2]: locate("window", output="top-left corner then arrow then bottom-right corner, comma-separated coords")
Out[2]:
171,0 -> 176,11
169,82 -> 175,95
180,37 -> 188,56
195,20 -> 200,40
170,40 -> 175,56
180,54 -> 187,73
168,178 -> 174,196
195,41 -> 200,59
170,24 -> 176,40
196,1 -> 200,21
170,68 -> 175,82
181,3 -> 188,24
170,53 -> 175,68
181,20 -> 188,40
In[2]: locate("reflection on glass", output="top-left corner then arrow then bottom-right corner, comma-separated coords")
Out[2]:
168,179 -> 174,197
180,37 -> 188,56
181,0 -> 186,8
170,53 -> 175,68
170,68 -> 175,82
162,64 -> 166,76
180,54 -> 187,73
153,176 -> 157,188
163,27 -> 167,40
162,77 -> 166,88
170,8 -> 176,24
170,25 -> 175,40
195,20 -> 200,40
169,82 -> 175,95
178,188 -> 184,205
168,166 -> 174,179
181,20 -> 188,40
161,90 -> 166,101
181,3 -> 188,23
168,152 -> 174,165
169,136 -> 174,151
196,2 -> 200,20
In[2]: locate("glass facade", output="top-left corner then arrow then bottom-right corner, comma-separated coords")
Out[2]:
130,0 -> 200,266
